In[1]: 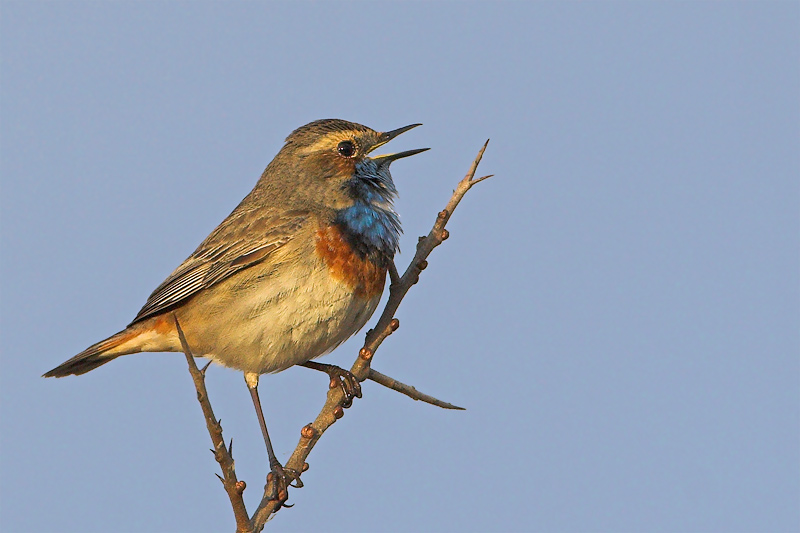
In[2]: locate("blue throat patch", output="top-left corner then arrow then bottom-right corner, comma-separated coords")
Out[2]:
335,159 -> 401,260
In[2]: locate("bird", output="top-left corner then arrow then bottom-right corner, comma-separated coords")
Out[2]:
43,118 -> 428,500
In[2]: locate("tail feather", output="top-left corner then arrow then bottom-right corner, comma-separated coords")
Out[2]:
43,329 -> 141,377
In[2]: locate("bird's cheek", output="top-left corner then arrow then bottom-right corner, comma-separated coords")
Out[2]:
311,151 -> 355,178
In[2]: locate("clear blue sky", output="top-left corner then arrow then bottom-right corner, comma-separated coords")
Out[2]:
2,2 -> 798,532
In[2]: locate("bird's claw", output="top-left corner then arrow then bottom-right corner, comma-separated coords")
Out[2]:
326,366 -> 362,408
301,361 -> 363,408
267,464 -> 302,507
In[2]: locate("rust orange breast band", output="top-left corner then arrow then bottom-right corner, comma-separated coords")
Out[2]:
315,225 -> 387,299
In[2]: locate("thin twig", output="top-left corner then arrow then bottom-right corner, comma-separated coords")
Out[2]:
174,314 -> 251,533
368,368 -> 465,410
388,261 -> 401,285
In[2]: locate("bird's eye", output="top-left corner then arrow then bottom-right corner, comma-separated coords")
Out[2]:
337,140 -> 356,158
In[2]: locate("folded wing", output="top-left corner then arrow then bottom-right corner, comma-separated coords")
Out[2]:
130,210 -> 308,324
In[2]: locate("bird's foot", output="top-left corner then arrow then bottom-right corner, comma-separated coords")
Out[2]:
302,361 -> 362,408
325,365 -> 362,408
266,463 -> 302,507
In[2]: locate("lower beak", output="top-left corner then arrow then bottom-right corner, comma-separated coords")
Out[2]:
371,148 -> 430,166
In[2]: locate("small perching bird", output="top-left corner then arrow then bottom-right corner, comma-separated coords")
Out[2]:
44,119 -> 428,499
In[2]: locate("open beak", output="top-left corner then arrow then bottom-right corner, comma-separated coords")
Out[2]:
370,123 -> 428,165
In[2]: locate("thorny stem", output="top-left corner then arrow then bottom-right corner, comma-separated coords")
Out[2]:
174,315 -> 251,533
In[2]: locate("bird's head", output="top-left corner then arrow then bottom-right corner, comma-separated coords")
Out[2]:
267,119 -> 428,259
280,119 -> 427,203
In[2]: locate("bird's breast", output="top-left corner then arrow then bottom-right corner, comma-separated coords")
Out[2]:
315,225 -> 387,299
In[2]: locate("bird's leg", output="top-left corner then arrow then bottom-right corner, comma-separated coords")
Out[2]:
244,373 -> 299,505
300,361 -> 363,408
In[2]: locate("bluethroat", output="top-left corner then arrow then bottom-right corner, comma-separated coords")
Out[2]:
44,119 -> 428,496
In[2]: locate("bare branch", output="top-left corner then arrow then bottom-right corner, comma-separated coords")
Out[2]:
173,314 -> 251,533
471,174 -> 494,186
388,261 -> 401,285
367,368 -> 465,410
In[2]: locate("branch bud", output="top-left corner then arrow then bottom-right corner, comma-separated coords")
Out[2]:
301,424 -> 316,439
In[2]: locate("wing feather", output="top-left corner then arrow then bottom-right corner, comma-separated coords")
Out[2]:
129,211 -> 308,324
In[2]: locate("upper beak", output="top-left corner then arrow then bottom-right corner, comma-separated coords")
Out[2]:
369,123 -> 429,165
376,123 -> 422,145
